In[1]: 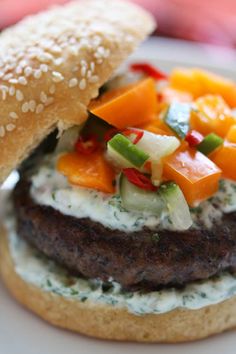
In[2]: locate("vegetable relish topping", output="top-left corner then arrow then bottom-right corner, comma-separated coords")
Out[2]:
57,63 -> 236,230
75,134 -> 100,155
123,168 -> 157,191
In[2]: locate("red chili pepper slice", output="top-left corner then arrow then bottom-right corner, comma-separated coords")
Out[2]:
75,134 -> 99,155
144,161 -> 152,172
104,128 -> 120,142
123,168 -> 157,191
185,130 -> 204,147
130,62 -> 168,80
157,93 -> 164,102
122,129 -> 144,144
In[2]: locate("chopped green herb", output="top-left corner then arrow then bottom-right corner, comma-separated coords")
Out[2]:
46,279 -> 52,287
80,296 -> 88,302
70,289 -> 79,296
102,282 -> 113,292
51,191 -> 56,201
151,233 -> 160,243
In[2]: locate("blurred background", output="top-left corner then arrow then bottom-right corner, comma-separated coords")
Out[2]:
0,0 -> 236,48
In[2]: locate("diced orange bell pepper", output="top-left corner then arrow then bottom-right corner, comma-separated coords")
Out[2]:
170,68 -> 236,108
191,95 -> 235,137
163,146 -> 222,206
160,86 -> 193,104
139,117 -> 174,136
210,142 -> 236,181
226,125 -> 236,143
57,151 -> 116,193
89,78 -> 158,129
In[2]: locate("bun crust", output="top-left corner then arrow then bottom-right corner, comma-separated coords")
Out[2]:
0,0 -> 155,183
1,228 -> 236,343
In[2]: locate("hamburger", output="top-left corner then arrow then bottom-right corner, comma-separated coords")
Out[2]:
1,0 -> 236,343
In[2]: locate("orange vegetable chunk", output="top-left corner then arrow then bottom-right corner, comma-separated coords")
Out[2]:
210,142 -> 236,181
191,95 -> 235,137
57,151 -> 116,193
89,78 -> 158,129
170,68 -> 236,108
139,117 -> 174,136
226,125 -> 236,143
163,146 -> 222,206
160,86 -> 193,103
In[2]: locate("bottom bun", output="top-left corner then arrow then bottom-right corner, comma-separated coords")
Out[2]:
1,228 -> 236,343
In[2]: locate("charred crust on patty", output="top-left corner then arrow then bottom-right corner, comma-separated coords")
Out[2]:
13,178 -> 236,291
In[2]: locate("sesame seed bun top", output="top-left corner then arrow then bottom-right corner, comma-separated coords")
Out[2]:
0,0 -> 155,184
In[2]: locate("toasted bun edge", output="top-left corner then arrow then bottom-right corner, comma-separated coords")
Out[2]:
0,227 -> 236,343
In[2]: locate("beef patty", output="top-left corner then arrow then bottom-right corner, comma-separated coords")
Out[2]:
13,178 -> 236,290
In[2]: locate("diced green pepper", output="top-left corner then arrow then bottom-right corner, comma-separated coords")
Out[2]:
108,134 -> 149,168
197,133 -> 223,155
164,102 -> 191,139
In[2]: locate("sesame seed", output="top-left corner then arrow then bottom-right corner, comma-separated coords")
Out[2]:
90,62 -> 95,72
69,37 -> 76,44
16,90 -> 24,102
52,71 -> 64,82
87,70 -> 92,78
89,75 -> 99,83
22,102 -> 29,113
16,66 -> 23,75
34,70 -> 42,79
79,78 -> 86,90
1,86 -> 8,100
9,76 -> 18,83
37,52 -> 53,63
0,126 -> 5,137
36,104 -> 44,114
80,60 -> 88,68
40,64 -> 48,73
45,97 -> 54,106
9,112 -> 18,119
18,76 -> 27,85
69,46 -> 78,56
54,57 -> 64,66
28,53 -> 37,60
24,66 -> 33,77
68,78 -> 78,88
40,91 -> 48,103
51,45 -> 62,54
41,39 -> 54,49
96,58 -> 103,65
3,73 -> 13,81
9,86 -> 16,96
49,84 -> 56,94
81,66 -> 87,77
6,123 -> 16,132
19,60 -> 27,68
29,100 -> 36,112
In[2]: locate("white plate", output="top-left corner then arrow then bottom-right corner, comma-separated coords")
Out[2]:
1,37 -> 236,354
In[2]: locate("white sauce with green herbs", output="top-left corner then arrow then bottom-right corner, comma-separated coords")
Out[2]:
7,219 -> 236,315
30,159 -> 172,231
30,156 -> 236,232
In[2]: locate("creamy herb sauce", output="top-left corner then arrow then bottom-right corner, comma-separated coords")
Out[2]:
7,220 -> 236,315
30,156 -> 236,232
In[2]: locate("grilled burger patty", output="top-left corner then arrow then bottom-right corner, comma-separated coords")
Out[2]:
13,178 -> 236,290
